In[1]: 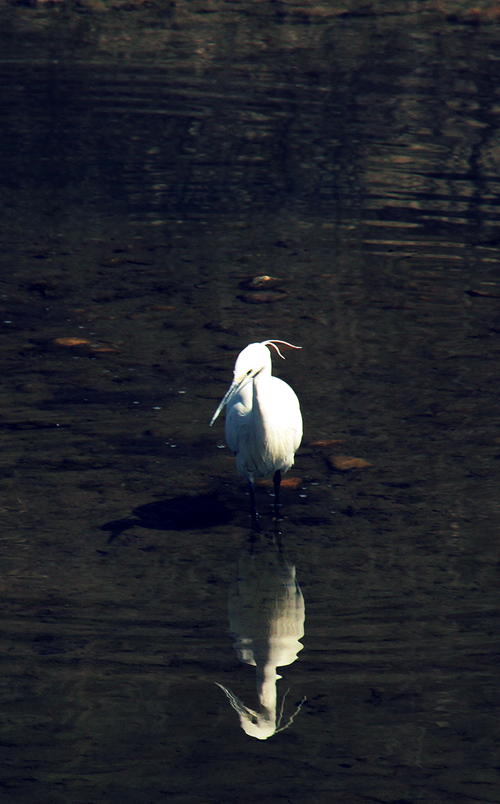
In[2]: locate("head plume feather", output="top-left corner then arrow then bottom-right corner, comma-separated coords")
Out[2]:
262,340 -> 302,360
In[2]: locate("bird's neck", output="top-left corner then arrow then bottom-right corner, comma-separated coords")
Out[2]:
251,369 -> 271,428
253,365 -> 271,390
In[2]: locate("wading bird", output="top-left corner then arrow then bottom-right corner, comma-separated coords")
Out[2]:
210,340 -> 302,530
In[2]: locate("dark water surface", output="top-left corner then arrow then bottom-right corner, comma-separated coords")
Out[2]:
0,3 -> 499,803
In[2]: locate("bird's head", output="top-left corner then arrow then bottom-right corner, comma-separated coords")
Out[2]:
209,339 -> 301,426
233,341 -> 272,383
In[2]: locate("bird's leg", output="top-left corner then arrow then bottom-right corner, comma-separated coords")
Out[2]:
248,480 -> 261,532
273,469 -> 282,520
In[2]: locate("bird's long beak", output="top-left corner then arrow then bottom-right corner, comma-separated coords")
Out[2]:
209,375 -> 251,426
209,379 -> 239,426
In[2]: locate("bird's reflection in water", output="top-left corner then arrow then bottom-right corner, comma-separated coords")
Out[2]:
217,531 -> 305,740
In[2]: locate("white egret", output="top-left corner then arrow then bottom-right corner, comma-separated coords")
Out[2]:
210,340 -> 302,530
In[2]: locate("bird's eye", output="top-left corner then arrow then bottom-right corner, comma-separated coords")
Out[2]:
246,369 -> 252,375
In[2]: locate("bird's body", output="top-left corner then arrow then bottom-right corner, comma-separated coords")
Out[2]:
226,368 -> 301,481
210,340 -> 302,529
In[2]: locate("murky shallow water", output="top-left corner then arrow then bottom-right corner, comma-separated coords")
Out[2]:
0,3 -> 499,803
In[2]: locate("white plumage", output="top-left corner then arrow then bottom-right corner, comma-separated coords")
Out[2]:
210,340 -> 302,529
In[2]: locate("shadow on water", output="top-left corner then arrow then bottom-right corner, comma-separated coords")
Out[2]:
102,493 -> 233,539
